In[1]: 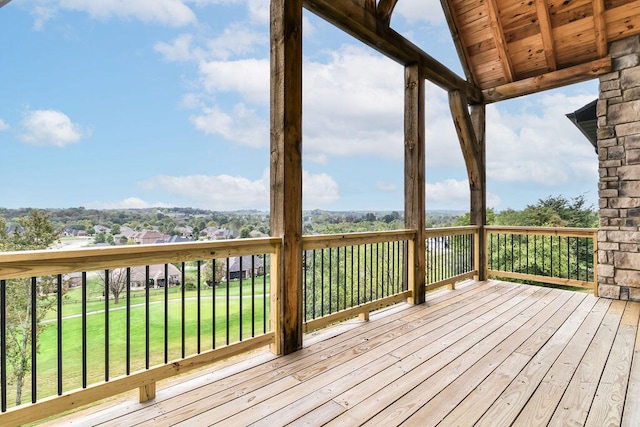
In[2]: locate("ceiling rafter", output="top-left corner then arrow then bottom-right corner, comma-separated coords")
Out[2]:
440,0 -> 476,84
377,0 -> 398,26
593,0 -> 608,57
483,56 -> 611,103
486,0 -> 514,83
535,0 -> 557,71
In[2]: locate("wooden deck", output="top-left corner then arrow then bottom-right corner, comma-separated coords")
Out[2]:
43,280 -> 640,426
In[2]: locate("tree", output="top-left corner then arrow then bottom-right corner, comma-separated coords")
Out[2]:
0,210 -> 60,405
97,268 -> 129,305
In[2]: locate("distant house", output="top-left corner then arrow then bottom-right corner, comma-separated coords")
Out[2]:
227,256 -> 265,280
127,264 -> 182,288
201,227 -> 238,240
131,230 -> 169,245
249,230 -> 269,238
163,235 -> 193,244
94,225 -> 111,234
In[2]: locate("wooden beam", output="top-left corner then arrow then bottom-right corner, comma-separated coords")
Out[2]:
449,91 -> 482,191
303,0 -> 482,103
482,57 -> 612,103
377,0 -> 399,26
535,0 -> 557,71
270,0 -> 304,355
439,0 -> 475,83
593,0 -> 608,57
470,104 -> 487,281
486,0 -> 514,82
404,63 -> 426,305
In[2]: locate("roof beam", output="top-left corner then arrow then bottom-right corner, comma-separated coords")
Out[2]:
593,0 -> 608,57
440,0 -> 475,84
483,57 -> 611,103
303,0 -> 482,103
377,0 -> 399,26
486,0 -> 514,82
535,0 -> 557,71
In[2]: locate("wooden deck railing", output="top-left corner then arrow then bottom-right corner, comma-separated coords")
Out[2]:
0,238 -> 279,426
0,225 -> 599,425
424,226 -> 480,291
301,230 -> 415,332
485,226 -> 598,296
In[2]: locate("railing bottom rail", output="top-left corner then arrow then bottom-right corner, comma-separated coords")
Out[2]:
0,333 -> 274,427
303,291 -> 412,333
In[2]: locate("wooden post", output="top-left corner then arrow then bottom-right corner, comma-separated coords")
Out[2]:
449,91 -> 487,281
270,0 -> 304,355
470,104 -> 487,281
405,63 -> 426,304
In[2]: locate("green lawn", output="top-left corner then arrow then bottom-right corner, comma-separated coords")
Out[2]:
6,277 -> 271,407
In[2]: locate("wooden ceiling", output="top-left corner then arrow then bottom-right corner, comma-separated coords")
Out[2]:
442,0 -> 640,101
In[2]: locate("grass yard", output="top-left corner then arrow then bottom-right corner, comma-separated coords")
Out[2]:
6,276 -> 271,407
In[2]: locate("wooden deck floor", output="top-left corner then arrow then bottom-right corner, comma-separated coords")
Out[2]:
44,280 -> 640,426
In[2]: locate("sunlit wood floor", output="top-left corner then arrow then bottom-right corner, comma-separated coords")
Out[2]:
43,279 -> 640,426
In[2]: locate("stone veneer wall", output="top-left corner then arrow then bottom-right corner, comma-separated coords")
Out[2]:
597,35 -> 640,301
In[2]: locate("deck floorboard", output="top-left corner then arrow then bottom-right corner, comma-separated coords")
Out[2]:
42,280 -> 640,427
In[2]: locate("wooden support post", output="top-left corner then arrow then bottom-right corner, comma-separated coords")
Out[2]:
270,0 -> 304,355
405,63 -> 426,304
449,92 -> 487,282
470,104 -> 487,281
139,382 -> 156,403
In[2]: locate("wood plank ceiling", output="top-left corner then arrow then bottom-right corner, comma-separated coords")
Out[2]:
441,0 -> 640,102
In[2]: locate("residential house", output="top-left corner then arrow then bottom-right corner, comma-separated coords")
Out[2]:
131,230 -> 170,245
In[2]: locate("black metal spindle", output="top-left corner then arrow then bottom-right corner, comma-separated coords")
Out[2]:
57,275 -> 63,396
197,261 -> 201,354
31,277 -> 37,402
357,245 -> 361,304
145,266 -> 150,369
350,245 -> 355,307
312,249 -> 316,319
181,264 -> 186,358
263,255 -> 267,334
212,259 -> 216,349
251,256 -> 255,337
239,256 -> 243,341
126,268 -> 131,375
82,272 -> 87,388
225,258 -> 230,346
329,248 -> 333,314
1,280 -> 6,412
104,270 -> 109,382
343,246 -> 347,309
321,250 -> 325,316
164,264 -> 169,364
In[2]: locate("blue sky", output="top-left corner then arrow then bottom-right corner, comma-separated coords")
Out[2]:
0,0 -> 600,212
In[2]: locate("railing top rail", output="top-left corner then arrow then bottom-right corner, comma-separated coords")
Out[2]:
0,237 -> 282,280
484,225 -> 597,238
302,229 -> 416,251
424,225 -> 481,238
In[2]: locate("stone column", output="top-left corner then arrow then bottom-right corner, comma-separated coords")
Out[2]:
597,35 -> 640,301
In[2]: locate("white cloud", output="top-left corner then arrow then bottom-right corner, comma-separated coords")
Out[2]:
190,103 -> 267,147
377,182 -> 397,193
303,45 -> 405,161
86,197 -> 173,209
154,34 -> 200,62
57,0 -> 197,27
19,109 -> 88,147
426,179 -> 502,210
205,22 -> 267,60
394,0 -> 446,26
137,169 -> 339,210
0,119 -> 9,131
486,91 -> 598,186
198,58 -> 269,105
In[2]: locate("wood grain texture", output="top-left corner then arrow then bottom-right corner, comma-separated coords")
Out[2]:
24,281 -> 640,426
